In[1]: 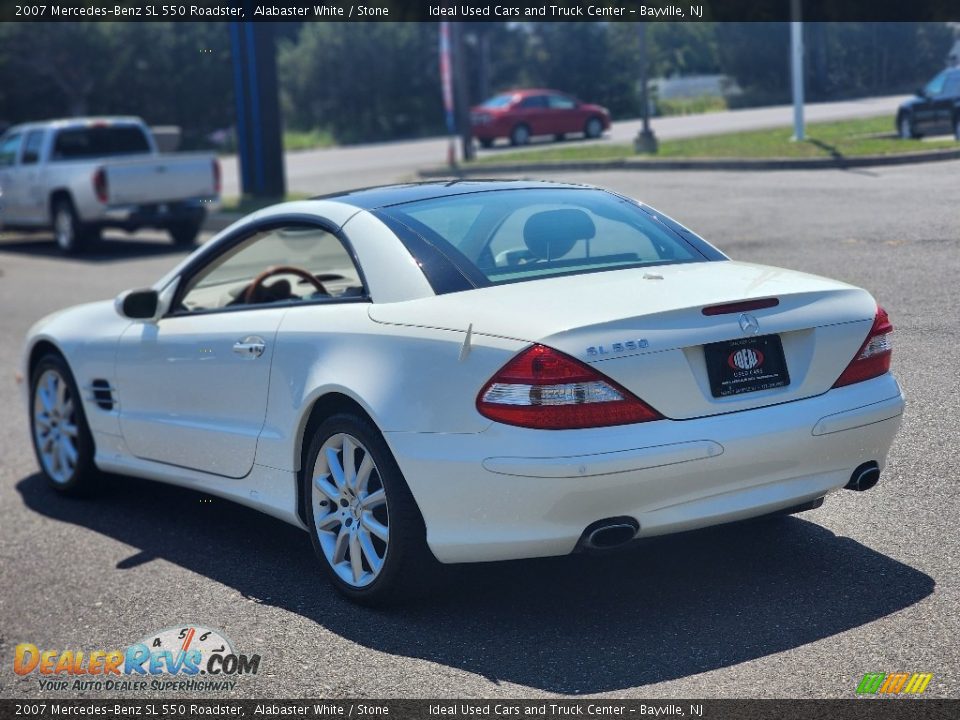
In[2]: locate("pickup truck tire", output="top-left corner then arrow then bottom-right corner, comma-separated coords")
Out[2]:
52,198 -> 98,255
167,216 -> 204,247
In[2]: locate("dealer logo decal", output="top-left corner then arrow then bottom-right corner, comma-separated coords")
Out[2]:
13,625 -> 260,693
728,348 -> 764,371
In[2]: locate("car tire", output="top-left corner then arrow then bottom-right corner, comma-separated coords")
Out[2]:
52,197 -> 96,255
585,117 -> 604,139
302,412 -> 436,605
29,353 -> 100,496
510,124 -> 531,146
898,113 -> 920,140
168,216 -> 204,247
479,138 -> 494,149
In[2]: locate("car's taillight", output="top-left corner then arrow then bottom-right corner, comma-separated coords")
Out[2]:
476,344 -> 663,430
92,167 -> 108,203
833,306 -> 893,388
212,158 -> 221,195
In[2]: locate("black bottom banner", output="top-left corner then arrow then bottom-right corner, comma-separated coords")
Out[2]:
1,699 -> 957,720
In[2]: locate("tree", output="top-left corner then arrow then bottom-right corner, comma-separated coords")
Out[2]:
0,23 -> 234,148
279,23 -> 444,143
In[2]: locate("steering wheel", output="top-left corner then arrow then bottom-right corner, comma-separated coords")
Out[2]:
244,265 -> 328,304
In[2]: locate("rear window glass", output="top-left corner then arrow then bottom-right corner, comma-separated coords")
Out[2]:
52,126 -> 150,160
481,94 -> 514,109
383,188 -> 704,287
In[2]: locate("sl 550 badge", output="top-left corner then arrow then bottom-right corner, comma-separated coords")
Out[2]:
586,339 -> 649,356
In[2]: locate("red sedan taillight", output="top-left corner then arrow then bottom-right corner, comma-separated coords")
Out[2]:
833,306 -> 893,388
477,344 -> 663,430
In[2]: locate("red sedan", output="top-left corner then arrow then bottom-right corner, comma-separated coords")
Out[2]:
470,89 -> 611,148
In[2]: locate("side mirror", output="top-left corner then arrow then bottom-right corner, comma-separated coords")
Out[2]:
115,288 -> 159,321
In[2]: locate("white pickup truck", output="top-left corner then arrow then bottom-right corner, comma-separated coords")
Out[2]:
0,116 -> 220,254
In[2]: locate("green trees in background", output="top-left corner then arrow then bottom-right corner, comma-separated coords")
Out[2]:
278,22 -> 440,144
0,22 -> 233,148
0,21 -> 953,147
718,22 -> 955,107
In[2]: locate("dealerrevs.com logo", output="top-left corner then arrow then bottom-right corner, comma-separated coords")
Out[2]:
14,625 -> 260,692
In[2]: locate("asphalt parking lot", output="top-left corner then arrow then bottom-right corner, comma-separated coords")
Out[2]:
1,160 -> 957,700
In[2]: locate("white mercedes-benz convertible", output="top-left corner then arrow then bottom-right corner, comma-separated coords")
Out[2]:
22,181 -> 905,603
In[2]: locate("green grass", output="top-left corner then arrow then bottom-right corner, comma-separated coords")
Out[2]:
475,116 -> 959,165
220,192 -> 312,215
283,128 -> 336,152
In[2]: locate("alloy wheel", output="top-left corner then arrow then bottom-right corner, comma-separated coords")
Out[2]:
311,432 -> 390,588
33,369 -> 80,484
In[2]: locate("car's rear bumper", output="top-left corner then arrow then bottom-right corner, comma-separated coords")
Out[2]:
385,374 -> 904,564
92,197 -> 218,227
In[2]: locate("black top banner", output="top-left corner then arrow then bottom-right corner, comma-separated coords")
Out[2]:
1,0 -> 959,23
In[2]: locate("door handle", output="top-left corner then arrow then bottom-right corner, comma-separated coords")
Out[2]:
233,336 -> 266,359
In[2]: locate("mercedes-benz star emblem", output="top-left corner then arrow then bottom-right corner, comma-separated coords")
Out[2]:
739,312 -> 761,336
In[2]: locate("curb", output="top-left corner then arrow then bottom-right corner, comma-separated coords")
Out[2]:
418,147 -> 960,177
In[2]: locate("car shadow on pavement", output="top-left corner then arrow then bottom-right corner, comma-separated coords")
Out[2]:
0,235 -> 189,262
17,472 -> 934,694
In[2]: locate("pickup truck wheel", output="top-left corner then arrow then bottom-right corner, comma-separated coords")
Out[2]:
168,218 -> 203,247
53,199 -> 94,255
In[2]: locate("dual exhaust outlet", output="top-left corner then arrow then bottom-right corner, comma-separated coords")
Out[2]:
579,461 -> 881,552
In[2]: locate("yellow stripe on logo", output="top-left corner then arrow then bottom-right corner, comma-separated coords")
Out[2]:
902,673 -> 933,694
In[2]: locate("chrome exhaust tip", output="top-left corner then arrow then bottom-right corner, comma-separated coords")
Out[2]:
580,517 -> 640,551
845,461 -> 881,492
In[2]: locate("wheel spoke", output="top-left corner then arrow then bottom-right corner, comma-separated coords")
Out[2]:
325,447 -> 347,490
360,488 -> 386,510
60,421 -> 78,438
361,513 -> 389,542
349,533 -> 364,584
332,525 -> 350,563
35,412 -> 52,430
342,437 -> 357,489
55,376 -> 67,411
358,531 -> 383,574
315,512 -> 340,531
62,399 -> 74,419
62,438 -> 78,463
313,474 -> 340,503
355,455 -> 374,495
38,385 -> 54,413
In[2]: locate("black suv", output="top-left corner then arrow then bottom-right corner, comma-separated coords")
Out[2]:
896,68 -> 960,140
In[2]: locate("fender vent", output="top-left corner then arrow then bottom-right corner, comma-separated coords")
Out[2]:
86,379 -> 116,411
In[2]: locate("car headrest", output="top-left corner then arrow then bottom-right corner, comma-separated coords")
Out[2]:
523,209 -> 596,260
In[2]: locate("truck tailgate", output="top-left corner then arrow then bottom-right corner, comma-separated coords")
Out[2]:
104,155 -> 216,205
